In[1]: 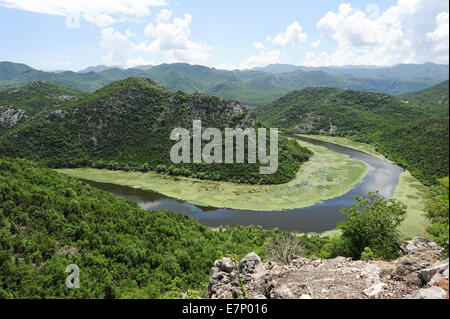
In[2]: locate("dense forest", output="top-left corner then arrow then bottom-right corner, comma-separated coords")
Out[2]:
398,80 -> 449,105
0,156 -> 280,298
0,77 -> 312,185
256,85 -> 449,185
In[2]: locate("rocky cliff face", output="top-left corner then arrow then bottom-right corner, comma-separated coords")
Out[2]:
206,238 -> 449,300
0,105 -> 27,130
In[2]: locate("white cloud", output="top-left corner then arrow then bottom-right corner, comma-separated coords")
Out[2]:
100,10 -> 212,67
157,9 -> 172,22
217,50 -> 280,70
0,0 -> 167,28
216,63 -> 238,71
426,12 -> 449,54
253,42 -> 265,50
100,27 -> 136,67
141,11 -> 212,63
310,0 -> 449,66
238,50 -> 280,69
310,40 -> 321,48
272,22 -> 308,47
127,56 -> 155,68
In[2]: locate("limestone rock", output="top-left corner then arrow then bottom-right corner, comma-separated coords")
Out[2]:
239,252 -> 262,274
270,285 -> 295,299
419,259 -> 449,285
409,286 -> 447,299
215,257 -> 238,274
206,239 -> 447,300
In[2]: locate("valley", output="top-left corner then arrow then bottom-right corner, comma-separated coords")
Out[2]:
57,135 -> 428,238
0,61 -> 448,299
1,0 -> 449,302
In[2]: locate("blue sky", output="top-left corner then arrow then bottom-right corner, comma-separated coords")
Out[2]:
0,0 -> 448,71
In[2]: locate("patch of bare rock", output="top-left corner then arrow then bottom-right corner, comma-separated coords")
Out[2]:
206,238 -> 448,299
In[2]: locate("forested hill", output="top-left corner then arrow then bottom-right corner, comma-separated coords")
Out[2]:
256,87 -> 449,185
0,156 -> 277,298
1,61 -> 445,107
0,81 -> 86,115
0,81 -> 86,134
398,80 -> 449,105
0,77 -> 311,185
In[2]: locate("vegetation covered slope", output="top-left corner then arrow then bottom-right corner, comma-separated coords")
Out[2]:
1,61 -> 444,107
256,87 -> 449,185
0,156 -> 277,298
0,81 -> 86,115
0,81 -> 86,135
0,77 -> 311,185
398,80 -> 449,105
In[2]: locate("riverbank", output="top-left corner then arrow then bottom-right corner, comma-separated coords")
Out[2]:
296,135 -> 429,238
57,139 -> 368,211
296,134 -> 388,161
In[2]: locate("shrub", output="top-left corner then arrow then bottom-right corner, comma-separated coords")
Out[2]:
265,233 -> 304,264
361,247 -> 375,261
337,192 -> 407,260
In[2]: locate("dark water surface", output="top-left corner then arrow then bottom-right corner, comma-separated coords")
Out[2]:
83,136 -> 404,233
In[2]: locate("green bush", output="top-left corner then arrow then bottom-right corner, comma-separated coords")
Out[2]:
361,247 -> 375,261
337,192 -> 407,260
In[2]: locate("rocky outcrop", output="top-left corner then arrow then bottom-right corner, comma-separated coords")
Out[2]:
206,238 -> 449,300
0,105 -> 27,128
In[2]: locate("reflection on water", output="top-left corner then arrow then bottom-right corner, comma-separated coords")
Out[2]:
83,136 -> 403,233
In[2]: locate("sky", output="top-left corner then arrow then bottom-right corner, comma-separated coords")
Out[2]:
0,0 -> 448,71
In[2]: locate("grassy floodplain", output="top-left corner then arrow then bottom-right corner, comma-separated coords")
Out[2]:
57,139 -> 368,211
394,171 -> 430,238
297,134 -> 388,160
296,135 -> 429,238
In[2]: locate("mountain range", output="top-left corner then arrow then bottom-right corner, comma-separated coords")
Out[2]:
1,61 -> 448,107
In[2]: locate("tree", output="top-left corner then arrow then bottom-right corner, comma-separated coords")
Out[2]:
338,192 -> 407,260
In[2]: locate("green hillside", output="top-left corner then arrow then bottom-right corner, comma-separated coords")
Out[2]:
0,77 -> 311,185
0,156 -> 276,298
256,87 -> 449,185
0,81 -> 86,115
398,80 -> 449,105
1,61 -> 443,107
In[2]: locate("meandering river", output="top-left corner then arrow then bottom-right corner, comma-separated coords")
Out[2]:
83,136 -> 404,233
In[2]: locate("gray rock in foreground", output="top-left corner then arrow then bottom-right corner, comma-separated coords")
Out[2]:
206,238 -> 449,299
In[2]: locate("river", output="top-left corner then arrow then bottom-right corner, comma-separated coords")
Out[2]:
83,136 -> 404,233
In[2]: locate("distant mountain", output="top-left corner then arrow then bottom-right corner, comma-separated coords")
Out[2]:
252,64 -> 306,74
0,61 -> 446,107
78,65 -> 124,73
0,77 -> 310,185
132,65 -> 153,71
256,87 -> 449,185
253,62 -> 449,82
398,80 -> 449,105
